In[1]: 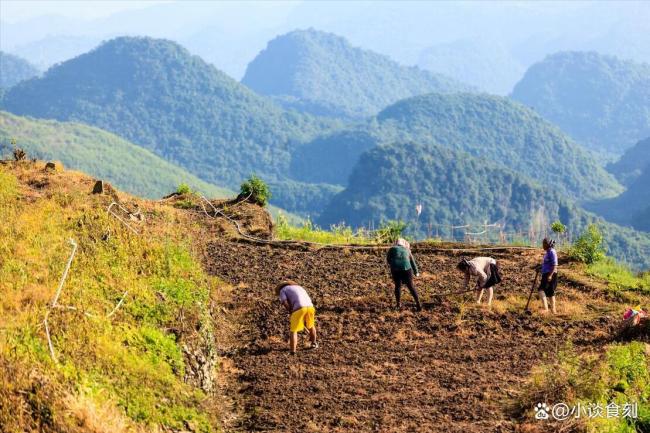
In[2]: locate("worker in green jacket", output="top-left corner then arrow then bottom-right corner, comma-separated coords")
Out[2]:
386,238 -> 422,311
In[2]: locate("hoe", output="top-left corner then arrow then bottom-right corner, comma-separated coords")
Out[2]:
523,269 -> 540,315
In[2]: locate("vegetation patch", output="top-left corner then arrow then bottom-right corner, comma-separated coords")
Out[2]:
521,342 -> 650,432
0,164 -> 219,432
275,214 -> 374,244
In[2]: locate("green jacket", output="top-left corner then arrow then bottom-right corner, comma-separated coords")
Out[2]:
386,245 -> 419,274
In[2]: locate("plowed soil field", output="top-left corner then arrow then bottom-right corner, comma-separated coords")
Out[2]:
201,232 -> 619,433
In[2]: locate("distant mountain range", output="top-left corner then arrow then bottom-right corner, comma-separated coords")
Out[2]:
8,35 -> 102,72
0,111 -> 231,199
292,93 -> 622,202
0,37 -> 337,189
417,39 -> 525,95
0,51 -> 39,89
511,51 -> 650,157
242,29 -> 471,119
2,35 -> 648,269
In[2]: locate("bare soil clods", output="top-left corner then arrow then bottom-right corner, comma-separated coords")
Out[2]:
204,239 -> 619,433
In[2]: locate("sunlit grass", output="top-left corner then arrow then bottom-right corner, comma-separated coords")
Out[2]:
521,342 -> 650,432
0,165 -> 218,432
274,214 -> 377,244
587,258 -> 650,294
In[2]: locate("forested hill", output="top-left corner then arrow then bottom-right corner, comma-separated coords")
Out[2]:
0,51 -> 40,89
241,29 -> 471,119
586,162 -> 650,234
606,137 -> 650,186
291,93 -> 622,202
318,140 -> 650,270
0,111 -> 231,199
0,36 -> 337,188
318,141 -> 578,231
511,51 -> 650,156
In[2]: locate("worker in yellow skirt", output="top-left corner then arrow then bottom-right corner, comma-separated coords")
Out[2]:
275,281 -> 318,354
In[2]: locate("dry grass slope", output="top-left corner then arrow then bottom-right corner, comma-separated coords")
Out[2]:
0,161 -> 227,433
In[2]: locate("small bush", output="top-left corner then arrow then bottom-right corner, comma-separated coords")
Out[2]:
176,183 -> 192,195
173,198 -> 194,209
240,174 -> 270,206
376,220 -> 407,243
570,224 -> 605,264
551,220 -> 566,234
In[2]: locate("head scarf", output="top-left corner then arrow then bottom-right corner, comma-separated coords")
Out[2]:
542,238 -> 556,249
395,238 -> 410,250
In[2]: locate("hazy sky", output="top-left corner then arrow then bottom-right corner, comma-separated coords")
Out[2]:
0,0 -> 171,23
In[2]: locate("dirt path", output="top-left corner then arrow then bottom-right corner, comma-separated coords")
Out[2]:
204,240 -> 617,433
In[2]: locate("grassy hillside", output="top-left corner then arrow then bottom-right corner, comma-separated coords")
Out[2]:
607,137 -> 650,186
291,93 -> 622,202
0,111 -> 232,199
511,51 -> 650,156
0,51 -> 39,89
0,36 -> 337,189
241,29 -> 471,119
0,162 -> 223,432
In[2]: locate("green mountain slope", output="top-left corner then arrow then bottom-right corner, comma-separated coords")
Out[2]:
318,141 -> 650,270
606,137 -> 650,186
511,51 -> 650,156
290,128 -> 380,185
586,163 -> 650,233
0,36 -> 337,189
632,206 -> 650,233
0,51 -> 39,89
292,93 -> 622,201
0,111 -> 232,199
318,141 -> 581,230
241,29 -> 471,119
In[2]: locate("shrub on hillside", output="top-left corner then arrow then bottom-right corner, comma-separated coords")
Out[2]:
176,183 -> 192,195
570,224 -> 605,264
239,174 -> 271,206
551,220 -> 566,234
376,220 -> 407,243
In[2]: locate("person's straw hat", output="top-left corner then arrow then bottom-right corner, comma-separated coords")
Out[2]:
275,280 -> 298,295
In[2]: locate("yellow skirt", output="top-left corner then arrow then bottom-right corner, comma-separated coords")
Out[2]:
289,306 -> 316,333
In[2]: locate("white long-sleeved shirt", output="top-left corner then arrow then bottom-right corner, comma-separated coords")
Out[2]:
463,256 -> 497,290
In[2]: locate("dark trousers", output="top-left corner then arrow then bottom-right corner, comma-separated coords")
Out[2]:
391,269 -> 421,309
539,272 -> 558,297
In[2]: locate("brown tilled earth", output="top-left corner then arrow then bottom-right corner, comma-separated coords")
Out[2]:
197,213 -> 622,433
2,161 -> 631,433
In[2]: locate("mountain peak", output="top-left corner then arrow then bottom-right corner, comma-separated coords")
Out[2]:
1,36 -> 330,188
512,50 -> 650,155
241,29 -> 470,119
0,51 -> 40,88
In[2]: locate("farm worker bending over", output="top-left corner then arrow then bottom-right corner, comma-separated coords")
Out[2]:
538,238 -> 558,314
457,257 -> 502,308
386,238 -> 422,311
275,281 -> 318,354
